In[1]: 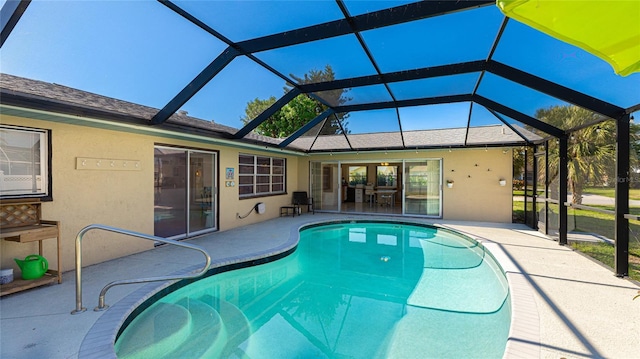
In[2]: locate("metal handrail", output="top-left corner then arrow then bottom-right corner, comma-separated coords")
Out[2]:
564,201 -> 615,215
71,224 -> 211,314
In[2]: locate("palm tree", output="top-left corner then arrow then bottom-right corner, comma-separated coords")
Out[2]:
537,105 -> 617,205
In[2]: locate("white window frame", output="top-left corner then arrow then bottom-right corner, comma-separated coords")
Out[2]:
238,153 -> 286,198
0,124 -> 50,199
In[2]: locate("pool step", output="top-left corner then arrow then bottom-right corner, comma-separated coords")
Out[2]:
116,296 -> 253,359
200,294 -> 252,357
115,302 -> 192,359
161,298 -> 228,358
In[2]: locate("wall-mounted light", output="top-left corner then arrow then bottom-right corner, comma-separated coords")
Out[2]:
499,179 -> 507,186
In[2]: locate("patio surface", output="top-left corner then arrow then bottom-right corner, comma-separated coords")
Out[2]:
1,213 -> 639,358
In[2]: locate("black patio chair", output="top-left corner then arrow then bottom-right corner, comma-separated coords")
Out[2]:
292,191 -> 314,214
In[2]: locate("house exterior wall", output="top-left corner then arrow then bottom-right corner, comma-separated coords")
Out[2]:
0,114 -> 300,273
300,148 -> 512,222
1,111 -> 512,276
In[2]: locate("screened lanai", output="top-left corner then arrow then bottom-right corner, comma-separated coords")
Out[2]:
1,0 -> 639,276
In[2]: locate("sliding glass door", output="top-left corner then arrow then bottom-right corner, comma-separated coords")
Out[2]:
310,161 -> 340,211
154,146 -> 217,239
404,160 -> 441,217
189,151 -> 216,234
311,159 -> 441,217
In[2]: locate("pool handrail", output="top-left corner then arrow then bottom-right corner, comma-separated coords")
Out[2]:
71,224 -> 211,314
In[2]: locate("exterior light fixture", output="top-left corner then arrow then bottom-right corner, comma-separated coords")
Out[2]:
499,179 -> 507,186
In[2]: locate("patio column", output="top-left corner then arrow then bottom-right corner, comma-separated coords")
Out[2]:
543,141 -> 549,234
558,135 -> 568,245
528,146 -> 536,228
615,114 -> 630,277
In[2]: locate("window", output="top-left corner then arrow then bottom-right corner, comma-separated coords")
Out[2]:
0,125 -> 51,199
239,154 -> 286,198
348,166 -> 367,186
376,165 -> 397,187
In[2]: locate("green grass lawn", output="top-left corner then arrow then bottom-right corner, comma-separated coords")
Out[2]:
584,187 -> 640,200
570,242 -> 640,281
513,200 -> 640,281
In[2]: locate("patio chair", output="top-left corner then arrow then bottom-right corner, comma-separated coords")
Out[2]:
365,185 -> 375,205
292,191 -> 314,214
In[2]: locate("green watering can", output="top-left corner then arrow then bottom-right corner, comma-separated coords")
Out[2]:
14,254 -> 48,280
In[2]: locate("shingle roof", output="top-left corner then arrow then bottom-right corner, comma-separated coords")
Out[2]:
0,73 -> 282,146
1,73 -> 538,152
289,125 -> 540,151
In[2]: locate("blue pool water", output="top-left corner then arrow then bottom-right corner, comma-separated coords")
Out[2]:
115,221 -> 511,358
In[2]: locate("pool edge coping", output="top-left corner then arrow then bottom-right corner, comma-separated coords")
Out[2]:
459,233 -> 541,359
78,221 -> 305,359
78,218 -> 541,359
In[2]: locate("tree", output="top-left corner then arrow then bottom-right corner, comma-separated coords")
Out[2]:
241,65 -> 350,138
534,105 -> 627,204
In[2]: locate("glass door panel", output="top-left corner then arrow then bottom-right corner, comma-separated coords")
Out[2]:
189,151 -> 216,233
324,163 -> 340,211
154,147 -> 187,238
311,161 -> 340,211
404,160 -> 441,217
311,161 -> 322,210
155,146 -> 217,239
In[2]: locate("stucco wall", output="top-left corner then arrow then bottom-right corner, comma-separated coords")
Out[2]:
0,114 -> 300,274
1,111 -> 512,277
1,115 -> 153,274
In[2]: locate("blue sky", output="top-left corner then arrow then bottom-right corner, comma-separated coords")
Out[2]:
1,1 -> 638,135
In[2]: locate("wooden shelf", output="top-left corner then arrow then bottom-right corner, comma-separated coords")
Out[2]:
1,199 -> 61,296
1,223 -> 59,242
0,272 -> 59,297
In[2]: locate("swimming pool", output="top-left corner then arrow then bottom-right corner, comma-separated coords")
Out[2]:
114,221 -> 511,358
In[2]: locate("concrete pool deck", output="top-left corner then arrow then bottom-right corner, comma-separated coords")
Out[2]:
1,213 -> 639,358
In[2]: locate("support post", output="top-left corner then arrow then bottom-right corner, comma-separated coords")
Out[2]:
529,146 -> 536,228
543,141 -> 549,234
615,114 -> 630,277
558,136 -> 568,245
